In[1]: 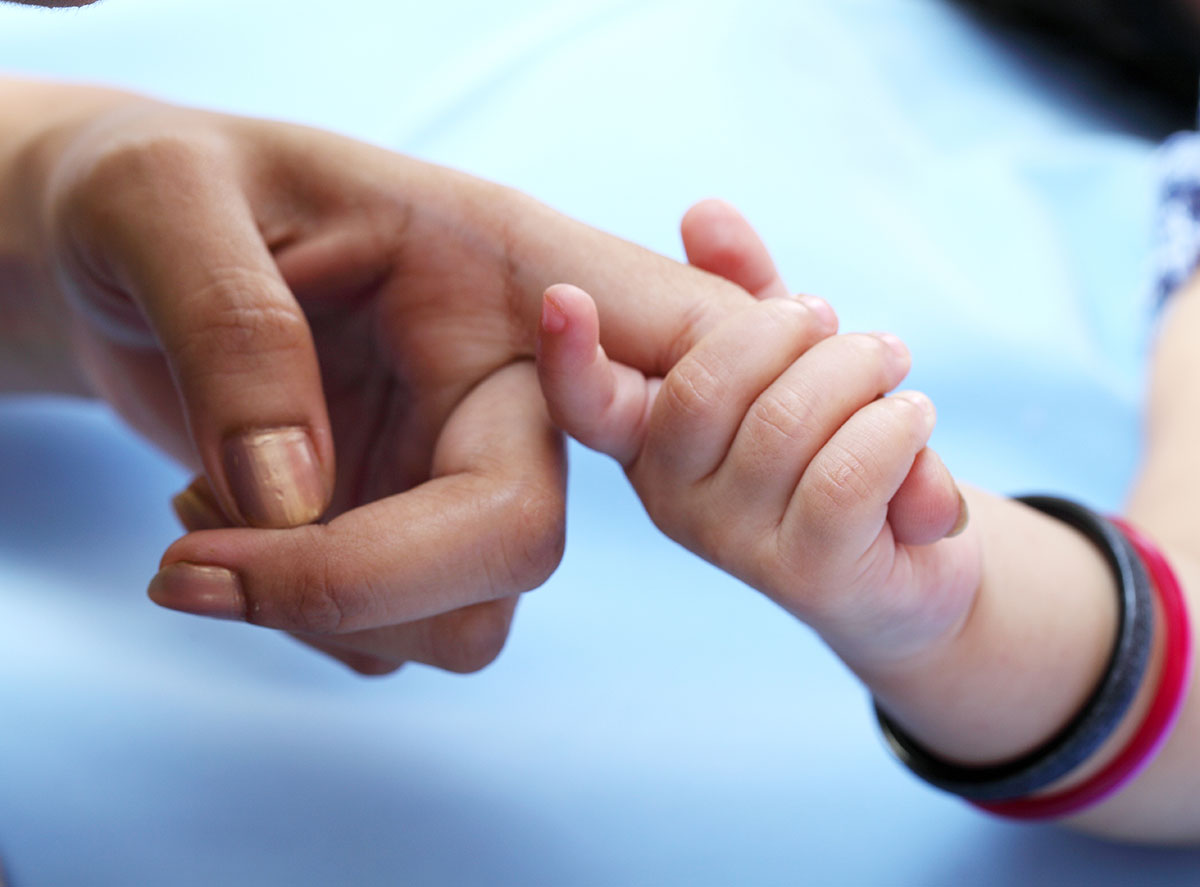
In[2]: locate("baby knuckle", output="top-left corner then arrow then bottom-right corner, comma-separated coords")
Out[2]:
661,355 -> 726,422
428,603 -> 514,673
812,442 -> 879,511
746,385 -> 819,445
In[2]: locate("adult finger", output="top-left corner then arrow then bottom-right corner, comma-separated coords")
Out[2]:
171,475 -> 227,531
170,475 -> 520,676
148,362 -> 566,634
293,596 -> 521,675
292,635 -> 402,676
507,198 -> 758,375
65,137 -> 333,529
680,199 -> 791,300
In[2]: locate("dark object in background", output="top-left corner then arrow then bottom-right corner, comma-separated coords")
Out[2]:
951,0 -> 1200,128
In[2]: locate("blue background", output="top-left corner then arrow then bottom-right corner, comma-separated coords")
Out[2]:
2,0 -> 1199,883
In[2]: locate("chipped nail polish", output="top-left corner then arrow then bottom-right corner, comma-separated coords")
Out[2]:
171,477 -> 227,532
222,427 -> 326,529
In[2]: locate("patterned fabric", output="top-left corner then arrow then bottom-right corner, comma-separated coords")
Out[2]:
1154,130 -> 1200,304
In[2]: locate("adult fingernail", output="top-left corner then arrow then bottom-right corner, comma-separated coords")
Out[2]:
222,427 -> 326,528
947,487 -> 970,538
171,477 -> 227,532
148,563 -> 245,621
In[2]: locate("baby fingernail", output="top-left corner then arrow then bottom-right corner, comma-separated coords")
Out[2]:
872,331 -> 909,362
947,487 -> 970,538
541,292 -> 568,334
799,295 -> 837,327
895,390 -> 936,430
171,477 -> 227,532
222,427 -> 326,529
148,563 -> 245,621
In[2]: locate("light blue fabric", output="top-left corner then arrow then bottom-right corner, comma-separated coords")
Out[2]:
2,0 -> 1197,884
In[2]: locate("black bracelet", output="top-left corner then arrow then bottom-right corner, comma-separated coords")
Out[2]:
874,495 -> 1155,802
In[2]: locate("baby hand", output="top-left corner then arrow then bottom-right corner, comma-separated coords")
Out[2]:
536,204 -> 980,666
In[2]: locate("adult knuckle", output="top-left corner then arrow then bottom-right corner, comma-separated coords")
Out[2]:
273,542 -> 358,634
288,576 -> 348,635
68,133 -> 216,221
496,481 -> 565,591
428,603 -> 514,674
179,278 -> 308,366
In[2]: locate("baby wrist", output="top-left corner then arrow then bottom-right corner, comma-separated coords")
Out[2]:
848,491 -> 1120,763
870,497 -> 1191,820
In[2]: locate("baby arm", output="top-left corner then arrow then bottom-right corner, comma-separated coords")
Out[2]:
536,202 -> 1200,842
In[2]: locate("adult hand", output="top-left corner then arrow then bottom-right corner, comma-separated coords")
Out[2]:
7,83 -> 756,673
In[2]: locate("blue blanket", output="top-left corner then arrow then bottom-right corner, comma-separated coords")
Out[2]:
1,0 -> 1196,883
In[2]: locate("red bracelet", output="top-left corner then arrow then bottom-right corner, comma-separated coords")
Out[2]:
973,518 -> 1193,820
